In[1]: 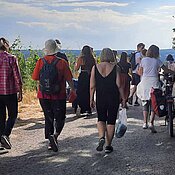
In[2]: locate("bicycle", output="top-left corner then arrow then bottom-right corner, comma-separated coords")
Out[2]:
161,73 -> 175,137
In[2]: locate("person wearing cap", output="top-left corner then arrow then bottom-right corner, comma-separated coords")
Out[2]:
0,37 -> 22,150
55,39 -> 68,62
32,39 -> 75,152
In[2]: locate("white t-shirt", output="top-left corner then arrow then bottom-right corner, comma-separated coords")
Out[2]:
133,52 -> 141,73
140,57 -> 163,77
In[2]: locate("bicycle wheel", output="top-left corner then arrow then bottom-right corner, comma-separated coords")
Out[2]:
167,102 -> 174,137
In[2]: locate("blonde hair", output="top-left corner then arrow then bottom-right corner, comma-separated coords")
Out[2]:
100,48 -> 114,62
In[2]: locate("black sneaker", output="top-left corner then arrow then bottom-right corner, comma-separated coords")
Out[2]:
1,135 -> 11,149
96,137 -> 105,152
0,147 -> 8,155
48,135 -> 58,152
134,102 -> 140,106
105,146 -> 113,154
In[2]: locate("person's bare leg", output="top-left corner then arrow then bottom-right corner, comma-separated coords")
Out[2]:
150,111 -> 155,125
128,85 -> 136,105
129,85 -> 136,98
149,111 -> 157,133
143,111 -> 148,129
106,124 -> 115,146
97,121 -> 106,138
96,121 -> 106,151
143,111 -> 148,123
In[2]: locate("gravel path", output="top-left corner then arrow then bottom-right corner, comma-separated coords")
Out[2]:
1,104 -> 175,175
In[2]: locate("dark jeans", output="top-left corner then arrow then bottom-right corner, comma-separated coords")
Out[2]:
0,94 -> 18,137
39,99 -> 66,139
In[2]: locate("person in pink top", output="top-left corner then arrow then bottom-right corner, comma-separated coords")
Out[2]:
0,37 -> 22,150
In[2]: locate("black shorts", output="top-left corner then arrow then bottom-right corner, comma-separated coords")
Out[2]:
131,73 -> 140,85
96,103 -> 119,125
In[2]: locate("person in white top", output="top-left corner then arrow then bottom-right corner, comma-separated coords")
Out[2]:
137,45 -> 175,133
128,43 -> 145,106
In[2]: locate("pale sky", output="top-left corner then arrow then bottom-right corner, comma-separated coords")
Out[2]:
1,0 -> 175,50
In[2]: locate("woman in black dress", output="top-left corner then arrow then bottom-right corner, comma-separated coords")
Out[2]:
90,48 -> 126,153
75,45 -> 96,114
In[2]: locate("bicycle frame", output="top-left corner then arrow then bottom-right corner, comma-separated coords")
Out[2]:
162,73 -> 175,137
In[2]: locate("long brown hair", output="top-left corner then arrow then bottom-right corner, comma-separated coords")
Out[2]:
81,45 -> 95,71
146,45 -> 159,58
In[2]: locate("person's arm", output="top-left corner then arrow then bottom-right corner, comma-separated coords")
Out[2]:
116,71 -> 127,108
12,57 -> 23,102
90,66 -> 96,108
74,57 -> 82,71
32,59 -> 41,80
67,79 -> 75,91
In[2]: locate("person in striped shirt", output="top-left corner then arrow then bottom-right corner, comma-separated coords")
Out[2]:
0,37 -> 22,150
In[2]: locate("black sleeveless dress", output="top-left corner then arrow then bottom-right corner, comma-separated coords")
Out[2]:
77,65 -> 91,114
95,65 -> 120,124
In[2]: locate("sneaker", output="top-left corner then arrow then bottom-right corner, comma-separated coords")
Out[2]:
105,146 -> 113,154
48,135 -> 58,152
47,143 -> 52,150
1,135 -> 11,149
0,147 -> 8,155
149,125 -> 157,133
128,97 -> 133,105
142,123 -> 148,129
134,102 -> 140,106
96,137 -> 105,152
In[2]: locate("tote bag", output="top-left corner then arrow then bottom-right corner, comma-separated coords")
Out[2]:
115,108 -> 127,138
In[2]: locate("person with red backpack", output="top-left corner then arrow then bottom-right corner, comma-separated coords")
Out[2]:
32,39 -> 75,152
137,45 -> 175,132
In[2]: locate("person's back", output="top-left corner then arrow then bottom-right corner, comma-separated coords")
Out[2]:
96,62 -> 115,77
141,57 -> 162,78
95,63 -> 119,102
95,62 -> 118,93
90,48 -> 126,154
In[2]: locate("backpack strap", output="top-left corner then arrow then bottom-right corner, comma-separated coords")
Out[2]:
41,57 -> 48,64
41,57 -> 60,65
52,57 -> 60,66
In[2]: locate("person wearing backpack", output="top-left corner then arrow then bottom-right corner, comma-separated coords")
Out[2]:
137,45 -> 175,132
128,43 -> 145,106
32,39 -> 75,152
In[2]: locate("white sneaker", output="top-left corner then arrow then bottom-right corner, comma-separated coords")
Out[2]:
142,123 -> 148,129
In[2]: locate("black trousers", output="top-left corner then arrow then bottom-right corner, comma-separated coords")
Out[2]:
39,99 -> 66,139
0,94 -> 18,137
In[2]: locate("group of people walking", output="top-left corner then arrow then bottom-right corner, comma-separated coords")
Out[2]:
0,37 -> 175,154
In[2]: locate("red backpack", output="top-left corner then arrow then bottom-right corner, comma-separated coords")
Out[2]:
150,87 -> 167,117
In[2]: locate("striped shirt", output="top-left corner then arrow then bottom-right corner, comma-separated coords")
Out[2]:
0,51 -> 22,95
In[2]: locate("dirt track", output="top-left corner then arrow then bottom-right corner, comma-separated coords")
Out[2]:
1,103 -> 175,175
